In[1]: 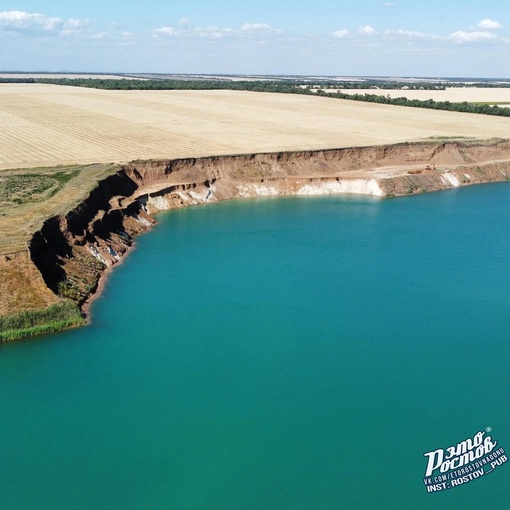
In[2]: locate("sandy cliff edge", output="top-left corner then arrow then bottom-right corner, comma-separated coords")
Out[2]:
2,139 -> 510,339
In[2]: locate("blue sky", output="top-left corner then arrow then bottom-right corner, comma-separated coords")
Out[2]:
1,1 -> 510,77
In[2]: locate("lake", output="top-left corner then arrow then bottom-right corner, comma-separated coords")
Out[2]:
1,184 -> 509,509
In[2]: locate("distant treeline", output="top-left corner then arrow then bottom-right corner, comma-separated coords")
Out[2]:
2,77 -> 510,117
0,77 -> 312,93
317,89 -> 510,117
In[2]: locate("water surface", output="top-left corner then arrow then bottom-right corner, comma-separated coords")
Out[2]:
1,184 -> 510,509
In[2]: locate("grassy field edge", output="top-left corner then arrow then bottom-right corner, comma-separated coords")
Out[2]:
0,301 -> 85,342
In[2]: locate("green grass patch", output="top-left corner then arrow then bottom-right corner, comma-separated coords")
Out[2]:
0,170 -> 79,207
0,301 -> 85,342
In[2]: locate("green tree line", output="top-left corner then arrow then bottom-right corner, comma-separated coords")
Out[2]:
320,90 -> 510,117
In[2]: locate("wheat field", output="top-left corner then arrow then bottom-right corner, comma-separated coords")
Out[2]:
2,84 -> 510,171
338,87 -> 510,103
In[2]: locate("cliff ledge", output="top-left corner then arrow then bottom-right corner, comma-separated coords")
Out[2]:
2,139 -> 510,340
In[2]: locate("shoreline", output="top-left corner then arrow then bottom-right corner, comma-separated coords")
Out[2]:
81,239 -> 138,323
3,139 -> 510,341
80,213 -> 158,322
81,179 -> 510,325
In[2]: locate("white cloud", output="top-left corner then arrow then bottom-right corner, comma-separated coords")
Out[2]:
358,25 -> 377,35
384,29 -> 440,40
179,17 -> 191,27
154,25 -> 234,40
153,26 -> 177,37
91,32 -> 110,40
240,23 -> 282,35
332,29 -> 349,38
450,30 -> 497,43
193,26 -> 235,39
0,10 -> 63,32
329,20 -> 506,48
384,2 -> 396,7
66,18 -> 89,30
477,19 -> 503,30
153,21 -> 283,40
0,10 -> 91,35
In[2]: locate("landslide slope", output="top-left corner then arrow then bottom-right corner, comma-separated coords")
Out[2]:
2,139 -> 510,341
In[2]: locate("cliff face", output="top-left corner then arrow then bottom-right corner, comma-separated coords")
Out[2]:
20,139 -> 510,317
29,173 -> 154,305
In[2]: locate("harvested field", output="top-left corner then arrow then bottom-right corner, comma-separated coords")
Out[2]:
338,87 -> 510,103
2,84 -> 510,172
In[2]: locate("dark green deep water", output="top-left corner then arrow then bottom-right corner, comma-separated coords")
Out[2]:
1,184 -> 510,509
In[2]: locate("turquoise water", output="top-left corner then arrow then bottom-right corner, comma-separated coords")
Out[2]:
1,184 -> 510,509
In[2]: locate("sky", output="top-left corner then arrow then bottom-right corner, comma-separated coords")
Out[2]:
1,1 -> 510,78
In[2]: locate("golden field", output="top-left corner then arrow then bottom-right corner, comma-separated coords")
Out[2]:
2,84 -> 510,172
338,87 -> 510,104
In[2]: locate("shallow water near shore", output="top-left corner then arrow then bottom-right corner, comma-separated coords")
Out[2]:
1,184 -> 510,509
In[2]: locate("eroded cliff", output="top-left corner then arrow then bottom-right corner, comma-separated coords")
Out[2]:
2,139 -> 510,338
